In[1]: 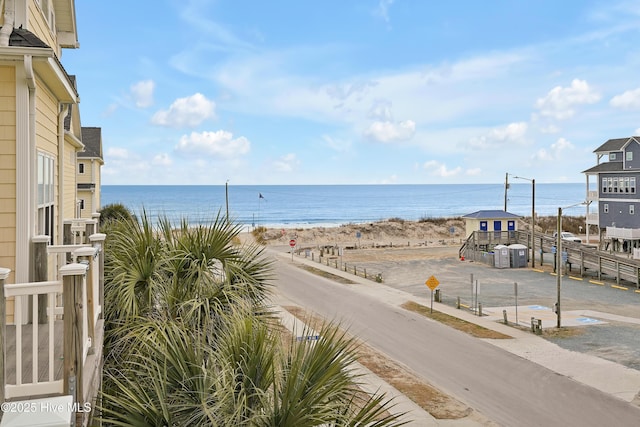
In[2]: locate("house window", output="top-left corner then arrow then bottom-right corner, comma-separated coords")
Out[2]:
613,177 -> 619,192
78,162 -> 85,174
602,178 -> 607,193
37,152 -> 55,244
608,177 -> 613,193
604,204 -> 609,214
632,177 -> 636,194
630,205 -> 635,215
623,177 -> 630,193
610,153 -> 617,161
627,151 -> 633,161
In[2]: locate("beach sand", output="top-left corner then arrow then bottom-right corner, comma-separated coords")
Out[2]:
251,218 -> 467,248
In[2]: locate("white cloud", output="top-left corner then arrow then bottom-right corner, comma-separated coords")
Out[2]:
610,88 -> 640,109
273,153 -> 299,172
534,79 -> 600,120
635,127 -> 640,135
423,160 -> 462,177
176,130 -> 250,157
323,135 -> 352,152
130,80 -> 155,108
368,99 -> 393,121
373,0 -> 395,22
152,153 -> 172,166
468,122 -> 528,149
152,93 -> 216,128
531,137 -> 575,161
364,119 -> 416,143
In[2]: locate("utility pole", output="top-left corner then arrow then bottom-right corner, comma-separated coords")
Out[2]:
225,180 -> 229,222
504,172 -> 509,211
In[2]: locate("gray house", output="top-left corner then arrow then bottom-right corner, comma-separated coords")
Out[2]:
583,136 -> 640,251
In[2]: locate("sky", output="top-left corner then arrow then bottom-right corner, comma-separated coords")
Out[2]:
63,0 -> 640,186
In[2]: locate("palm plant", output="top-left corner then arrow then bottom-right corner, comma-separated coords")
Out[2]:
98,212 -> 406,426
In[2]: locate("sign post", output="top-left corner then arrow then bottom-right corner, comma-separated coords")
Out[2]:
289,239 -> 296,261
514,282 -> 519,325
425,275 -> 440,313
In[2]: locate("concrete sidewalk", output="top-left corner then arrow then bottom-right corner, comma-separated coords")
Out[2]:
272,248 -> 640,406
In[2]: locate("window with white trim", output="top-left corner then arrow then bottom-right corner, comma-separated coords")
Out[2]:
627,151 -> 633,161
604,203 -> 609,214
78,162 -> 85,174
601,176 -> 636,194
630,205 -> 635,215
37,152 -> 55,244
610,153 -> 617,161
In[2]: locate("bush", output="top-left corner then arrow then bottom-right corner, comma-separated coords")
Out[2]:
99,203 -> 134,226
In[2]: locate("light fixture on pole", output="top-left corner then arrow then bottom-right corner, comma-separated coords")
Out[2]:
556,201 -> 587,328
511,175 -> 536,268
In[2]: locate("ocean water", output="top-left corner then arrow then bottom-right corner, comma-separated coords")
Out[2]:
101,183 -> 590,229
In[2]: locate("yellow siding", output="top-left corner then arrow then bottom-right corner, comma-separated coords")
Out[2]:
63,140 -> 76,219
27,1 -> 60,58
34,80 -> 59,241
95,162 -> 102,210
77,160 -> 89,184
0,66 -> 15,275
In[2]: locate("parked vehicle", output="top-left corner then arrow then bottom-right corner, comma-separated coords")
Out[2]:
552,231 -> 582,243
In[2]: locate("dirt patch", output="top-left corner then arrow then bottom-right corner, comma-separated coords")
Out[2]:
297,264 -> 358,285
401,301 -> 513,339
283,305 -> 477,420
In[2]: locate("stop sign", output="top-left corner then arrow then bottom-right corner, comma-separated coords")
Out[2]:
289,239 -> 296,247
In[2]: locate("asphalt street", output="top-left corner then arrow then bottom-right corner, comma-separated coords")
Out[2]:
271,254 -> 640,426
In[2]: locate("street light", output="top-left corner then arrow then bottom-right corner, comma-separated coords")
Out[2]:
511,174 -> 536,268
556,201 -> 587,328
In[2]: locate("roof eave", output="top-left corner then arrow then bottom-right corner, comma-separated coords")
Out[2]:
33,56 -> 78,103
65,131 -> 84,150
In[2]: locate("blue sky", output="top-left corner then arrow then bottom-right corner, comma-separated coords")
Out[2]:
64,0 -> 640,185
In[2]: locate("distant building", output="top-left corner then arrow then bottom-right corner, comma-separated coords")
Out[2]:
461,210 -> 521,238
583,136 -> 640,252
77,127 -> 104,219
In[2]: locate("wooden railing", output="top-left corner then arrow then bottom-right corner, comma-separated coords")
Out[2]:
0,231 -> 106,426
3,279 -> 62,399
461,230 -> 640,288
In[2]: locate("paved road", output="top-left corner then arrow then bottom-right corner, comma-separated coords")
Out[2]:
272,256 -> 640,427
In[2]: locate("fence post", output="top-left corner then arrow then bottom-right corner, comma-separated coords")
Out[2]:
89,233 -> 106,319
61,263 -> 88,406
32,235 -> 50,324
92,213 -> 101,233
74,247 -> 98,354
0,267 -> 10,405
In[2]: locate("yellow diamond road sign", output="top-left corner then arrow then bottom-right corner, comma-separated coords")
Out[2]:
426,275 -> 439,290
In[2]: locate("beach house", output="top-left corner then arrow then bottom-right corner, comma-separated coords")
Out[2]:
0,2 -> 105,425
77,127 -> 103,219
583,136 -> 640,253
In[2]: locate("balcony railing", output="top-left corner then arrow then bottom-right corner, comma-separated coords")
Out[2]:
0,223 -> 105,427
